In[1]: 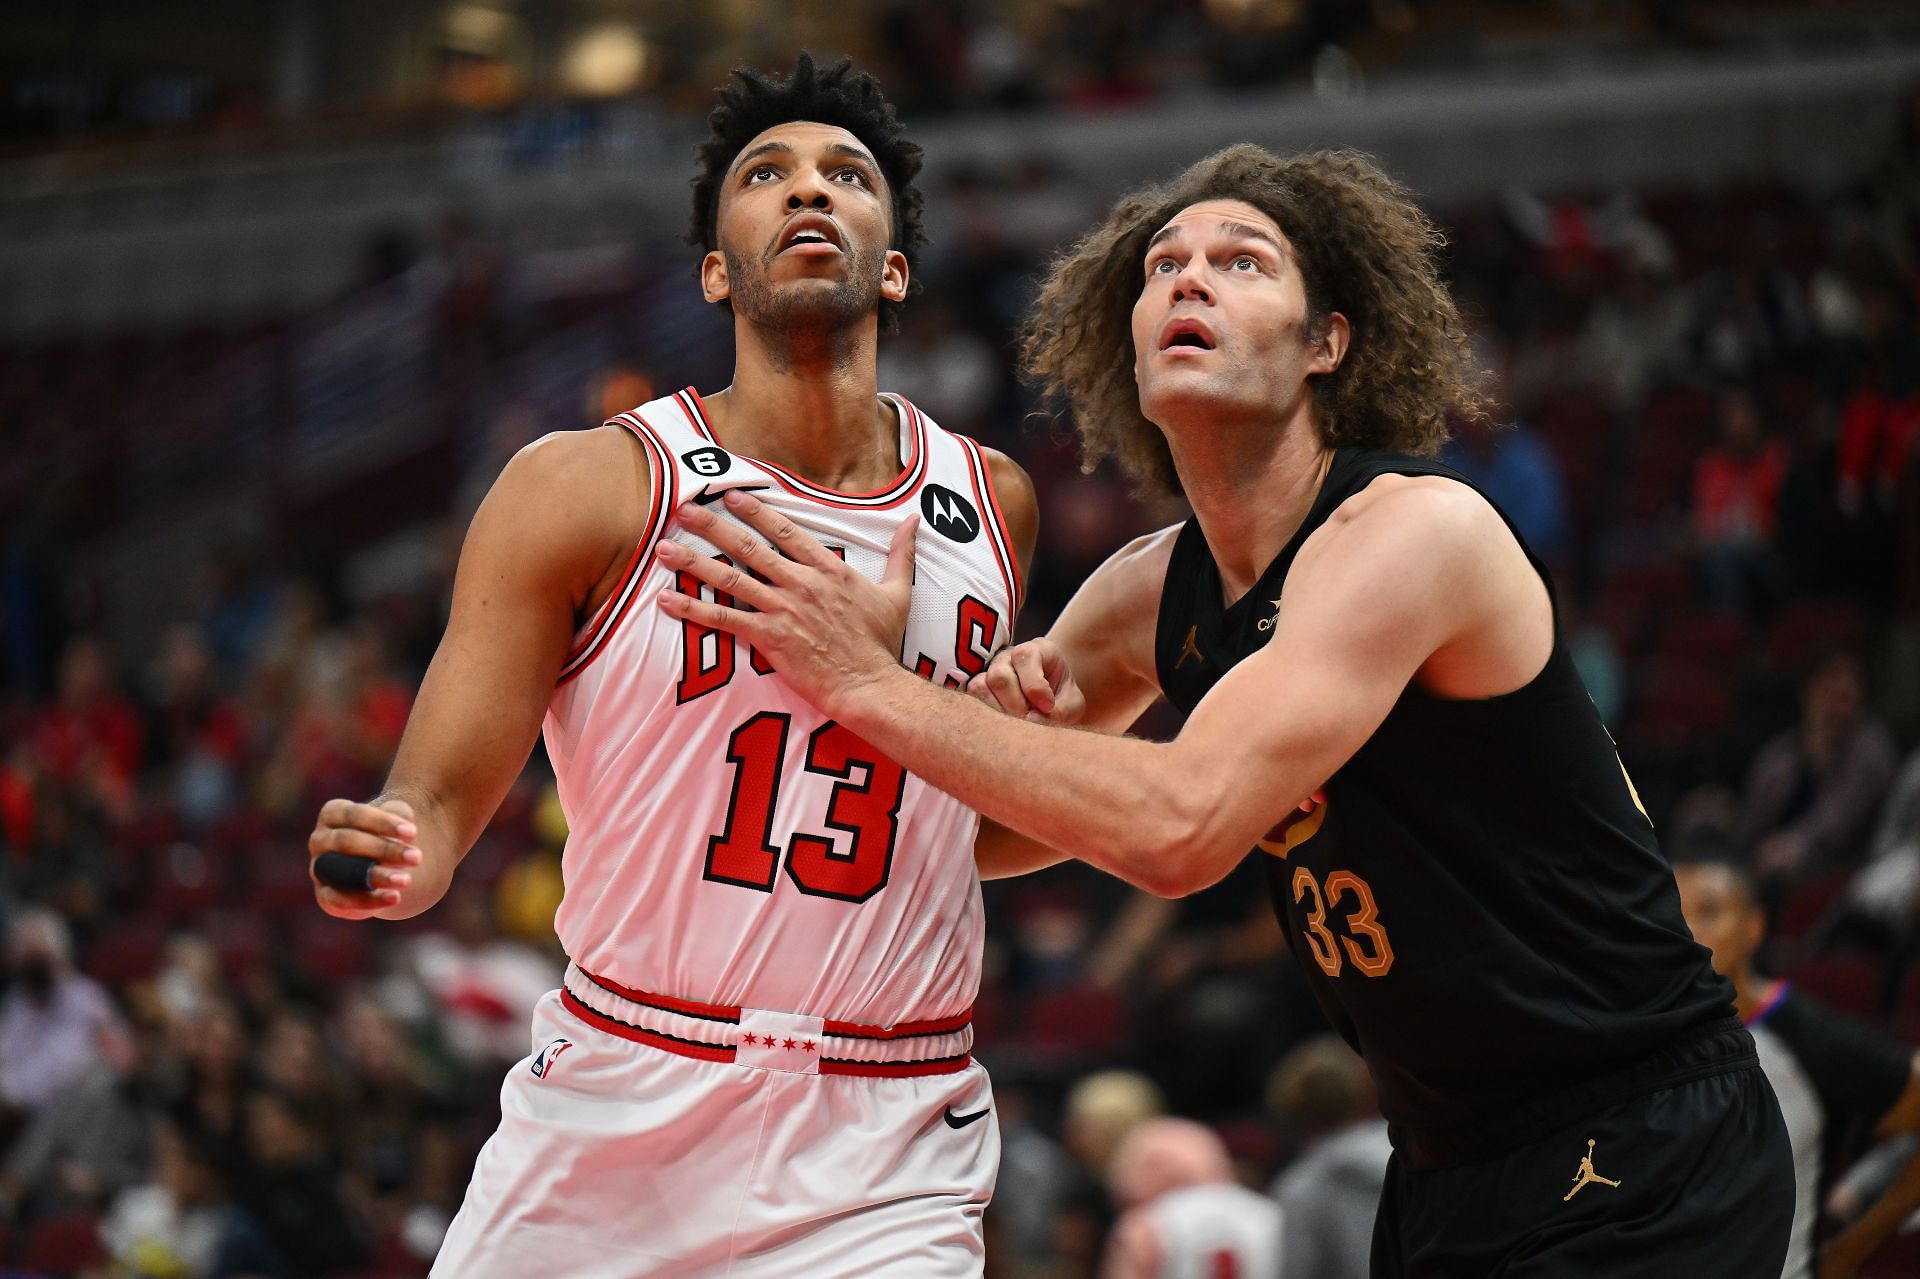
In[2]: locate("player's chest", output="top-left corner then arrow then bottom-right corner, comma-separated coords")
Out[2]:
656,497 -> 1011,697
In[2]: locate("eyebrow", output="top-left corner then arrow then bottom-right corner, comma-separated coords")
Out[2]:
730,140 -> 881,177
1145,220 -> 1287,256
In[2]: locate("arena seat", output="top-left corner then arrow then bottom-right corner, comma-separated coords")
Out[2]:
19,1212 -> 106,1276
1781,952 -> 1882,1021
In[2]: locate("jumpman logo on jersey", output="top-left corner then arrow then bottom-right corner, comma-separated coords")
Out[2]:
1562,1138 -> 1621,1201
1255,597 -> 1284,633
1175,625 -> 1206,670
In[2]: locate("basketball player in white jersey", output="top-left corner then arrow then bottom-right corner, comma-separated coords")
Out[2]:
303,54 -> 1036,1276
1102,1119 -> 1284,1279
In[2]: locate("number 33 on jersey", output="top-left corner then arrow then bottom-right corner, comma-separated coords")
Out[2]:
538,389 -> 1022,1024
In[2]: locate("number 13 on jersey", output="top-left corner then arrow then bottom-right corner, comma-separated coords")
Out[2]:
705,712 -> 904,904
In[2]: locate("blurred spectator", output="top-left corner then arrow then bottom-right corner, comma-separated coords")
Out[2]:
1100,1117 -> 1282,1279
0,1034 -> 145,1224
1441,345 -> 1569,562
1267,1036 -> 1390,1279
1675,855 -> 1920,1279
987,1081 -> 1077,1273
33,637 -> 143,826
879,298 -> 1006,432
1562,597 -> 1626,729
0,908 -> 129,1125
1052,1071 -> 1167,1276
1690,388 -> 1787,614
160,996 -> 254,1167
1571,240 -> 1686,411
333,995 -> 463,1266
143,627 -> 246,832
98,1112 -> 285,1279
1737,652 -> 1899,888
403,885 -> 559,1069
239,1088 -> 373,1277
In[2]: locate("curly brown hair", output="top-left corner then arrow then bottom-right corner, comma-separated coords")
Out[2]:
1021,145 -> 1485,494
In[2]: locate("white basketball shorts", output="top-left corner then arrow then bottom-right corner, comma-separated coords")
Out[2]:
431,970 -> 998,1277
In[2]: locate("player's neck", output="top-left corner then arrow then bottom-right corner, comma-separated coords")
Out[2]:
707,326 -> 901,491
1171,413 -> 1334,603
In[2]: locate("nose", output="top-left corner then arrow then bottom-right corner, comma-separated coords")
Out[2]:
786,164 -> 833,211
1169,258 -> 1212,304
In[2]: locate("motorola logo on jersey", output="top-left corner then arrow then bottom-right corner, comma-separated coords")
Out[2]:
920,484 -> 979,543
682,446 -> 731,478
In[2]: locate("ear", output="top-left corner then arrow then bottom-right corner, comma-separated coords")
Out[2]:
701,249 -> 731,305
880,249 -> 909,304
1309,311 -> 1350,376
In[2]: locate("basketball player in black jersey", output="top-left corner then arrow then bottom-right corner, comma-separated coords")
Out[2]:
657,144 -> 1794,1275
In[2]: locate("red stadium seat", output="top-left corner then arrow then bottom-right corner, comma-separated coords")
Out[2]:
1770,870 -> 1850,948
1654,609 -> 1750,666
20,1212 -> 106,1276
1625,658 -> 1733,747
1765,600 -> 1865,673
1020,983 -> 1127,1060
81,915 -> 167,988
294,914 -> 372,983
1782,953 -> 1882,1021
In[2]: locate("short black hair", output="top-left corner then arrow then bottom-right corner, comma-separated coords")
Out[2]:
689,52 -> 926,335
1671,849 -> 1759,909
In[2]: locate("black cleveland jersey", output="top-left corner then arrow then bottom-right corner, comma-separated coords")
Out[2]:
1154,448 -> 1741,1166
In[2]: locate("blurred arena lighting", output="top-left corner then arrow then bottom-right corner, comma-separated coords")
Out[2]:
439,3 -> 527,108
561,23 -> 655,99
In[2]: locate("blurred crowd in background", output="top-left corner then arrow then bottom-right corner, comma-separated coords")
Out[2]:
4,3 -> 1920,1278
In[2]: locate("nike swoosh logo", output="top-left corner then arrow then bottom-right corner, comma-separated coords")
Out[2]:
690,482 -> 771,506
943,1106 -> 990,1129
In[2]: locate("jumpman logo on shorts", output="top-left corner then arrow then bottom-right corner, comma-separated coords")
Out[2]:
1563,1138 -> 1621,1201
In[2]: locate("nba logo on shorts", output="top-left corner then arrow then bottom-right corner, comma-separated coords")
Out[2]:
530,1037 -> 573,1079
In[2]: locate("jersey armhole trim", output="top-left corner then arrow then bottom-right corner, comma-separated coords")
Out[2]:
556,413 -> 677,686
956,432 -> 1023,617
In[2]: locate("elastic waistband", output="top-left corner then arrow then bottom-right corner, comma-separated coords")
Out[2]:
1390,1015 -> 1757,1170
559,963 -> 973,1078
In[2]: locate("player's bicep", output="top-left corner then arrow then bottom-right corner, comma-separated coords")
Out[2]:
1044,526 -> 1176,733
389,439 -> 633,845
1171,502 -> 1480,844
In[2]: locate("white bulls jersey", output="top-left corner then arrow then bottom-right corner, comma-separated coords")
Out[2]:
1142,1184 -> 1283,1279
543,387 -> 1020,1030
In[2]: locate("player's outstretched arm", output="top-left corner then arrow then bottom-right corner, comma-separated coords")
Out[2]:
309,427 -> 645,921
658,478 -> 1543,897
970,528 -> 1174,880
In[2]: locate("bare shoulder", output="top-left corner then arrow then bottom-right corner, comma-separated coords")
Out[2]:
491,426 -> 649,529
1309,472 -> 1510,571
470,425 -> 653,608
1062,523 -> 1183,625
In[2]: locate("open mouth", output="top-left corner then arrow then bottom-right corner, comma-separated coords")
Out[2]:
1160,320 -> 1216,352
776,215 -> 844,256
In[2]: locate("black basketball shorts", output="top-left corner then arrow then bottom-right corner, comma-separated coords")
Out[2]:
1369,1062 -> 1793,1277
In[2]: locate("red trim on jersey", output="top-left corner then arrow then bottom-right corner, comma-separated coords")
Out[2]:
675,387 -> 928,510
821,1009 -> 975,1040
559,989 -> 737,1063
819,1054 -> 972,1078
678,385 -> 718,442
582,968 -> 742,1023
957,435 -> 1020,620
556,413 -> 680,686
